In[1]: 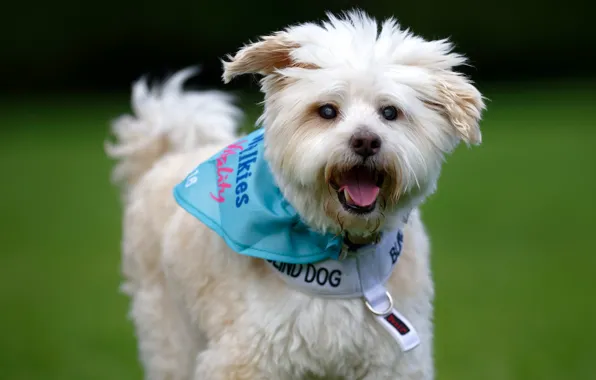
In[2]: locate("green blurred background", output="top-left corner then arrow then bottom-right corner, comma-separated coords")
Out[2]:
1,1 -> 594,379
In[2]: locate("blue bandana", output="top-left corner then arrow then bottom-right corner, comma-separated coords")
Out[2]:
173,128 -> 344,264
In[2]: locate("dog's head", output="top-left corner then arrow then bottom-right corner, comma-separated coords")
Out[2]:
223,11 -> 485,242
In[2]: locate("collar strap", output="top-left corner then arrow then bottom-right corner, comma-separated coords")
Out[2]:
265,226 -> 420,352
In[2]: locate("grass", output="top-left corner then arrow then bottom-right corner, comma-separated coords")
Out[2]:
0,81 -> 595,379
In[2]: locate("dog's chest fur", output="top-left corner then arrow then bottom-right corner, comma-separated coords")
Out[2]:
161,205 -> 434,379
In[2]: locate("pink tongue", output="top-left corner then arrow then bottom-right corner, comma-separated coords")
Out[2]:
338,168 -> 380,207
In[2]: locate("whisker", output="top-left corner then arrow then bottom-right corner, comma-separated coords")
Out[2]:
371,217 -> 381,235
336,211 -> 345,232
379,193 -> 387,210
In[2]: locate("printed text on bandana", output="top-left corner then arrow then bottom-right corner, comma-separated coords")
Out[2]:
208,132 -> 264,207
234,133 -> 264,208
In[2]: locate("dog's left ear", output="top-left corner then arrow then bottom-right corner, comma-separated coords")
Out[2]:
430,71 -> 486,145
222,33 -> 299,83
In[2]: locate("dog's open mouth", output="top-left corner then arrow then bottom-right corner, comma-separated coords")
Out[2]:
331,166 -> 385,214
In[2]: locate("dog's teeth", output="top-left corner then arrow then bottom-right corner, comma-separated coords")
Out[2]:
344,189 -> 353,204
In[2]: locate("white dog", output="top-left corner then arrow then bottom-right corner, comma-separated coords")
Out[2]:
106,10 -> 484,380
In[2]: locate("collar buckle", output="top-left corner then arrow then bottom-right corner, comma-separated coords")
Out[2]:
338,232 -> 382,260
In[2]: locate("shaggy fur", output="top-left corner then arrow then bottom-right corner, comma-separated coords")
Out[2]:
106,10 -> 484,380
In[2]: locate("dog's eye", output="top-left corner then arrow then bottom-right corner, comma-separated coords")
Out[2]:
381,106 -> 399,121
318,104 -> 338,120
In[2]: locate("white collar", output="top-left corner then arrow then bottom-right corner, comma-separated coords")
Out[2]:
266,228 -> 403,299
265,226 -> 420,352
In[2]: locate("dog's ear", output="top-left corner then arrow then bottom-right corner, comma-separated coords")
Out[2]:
222,33 -> 299,83
428,71 -> 485,145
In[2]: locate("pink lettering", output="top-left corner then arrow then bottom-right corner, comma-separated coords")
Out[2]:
210,193 -> 225,202
209,140 -> 246,203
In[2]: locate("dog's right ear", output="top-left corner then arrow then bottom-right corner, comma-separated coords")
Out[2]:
427,70 -> 486,146
222,33 -> 299,83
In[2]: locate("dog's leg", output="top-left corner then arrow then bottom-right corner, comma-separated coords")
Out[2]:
160,210 -> 265,380
128,280 -> 197,380
121,199 -> 198,380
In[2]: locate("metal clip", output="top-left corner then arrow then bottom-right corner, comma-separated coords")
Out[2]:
373,233 -> 382,245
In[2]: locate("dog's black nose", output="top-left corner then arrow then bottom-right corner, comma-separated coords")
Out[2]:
350,131 -> 382,158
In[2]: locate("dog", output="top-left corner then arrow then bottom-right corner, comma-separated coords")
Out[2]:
106,10 -> 485,380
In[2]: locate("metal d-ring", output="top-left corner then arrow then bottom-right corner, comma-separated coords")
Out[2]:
364,291 -> 394,316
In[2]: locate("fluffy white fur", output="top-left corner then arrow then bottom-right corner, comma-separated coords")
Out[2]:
106,10 -> 485,380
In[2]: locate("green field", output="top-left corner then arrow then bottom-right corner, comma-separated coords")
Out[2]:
1,81 -> 595,379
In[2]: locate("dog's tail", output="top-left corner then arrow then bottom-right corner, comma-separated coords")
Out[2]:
105,67 -> 243,192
